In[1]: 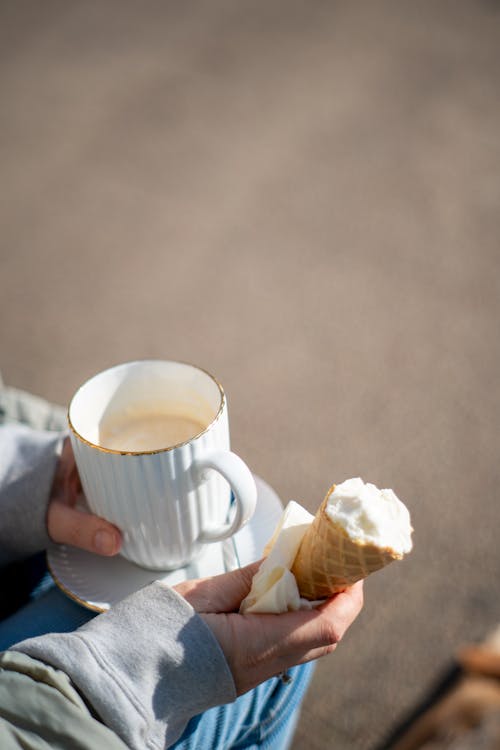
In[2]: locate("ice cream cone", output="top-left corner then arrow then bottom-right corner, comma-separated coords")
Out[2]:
291,484 -> 404,600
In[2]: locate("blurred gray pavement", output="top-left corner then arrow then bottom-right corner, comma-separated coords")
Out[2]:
1,1 -> 500,748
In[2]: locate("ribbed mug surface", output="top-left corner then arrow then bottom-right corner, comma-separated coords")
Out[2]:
68,360 -> 256,570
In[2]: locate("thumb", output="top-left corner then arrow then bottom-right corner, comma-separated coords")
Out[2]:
175,560 -> 263,613
47,501 -> 122,556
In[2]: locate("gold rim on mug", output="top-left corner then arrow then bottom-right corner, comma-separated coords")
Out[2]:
67,359 -> 226,456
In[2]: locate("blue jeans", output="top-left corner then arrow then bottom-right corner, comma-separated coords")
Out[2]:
0,556 -> 314,749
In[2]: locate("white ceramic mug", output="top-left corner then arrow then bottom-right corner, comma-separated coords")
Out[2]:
68,360 -> 257,570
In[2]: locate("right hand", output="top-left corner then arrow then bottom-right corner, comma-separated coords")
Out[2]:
175,563 -> 364,695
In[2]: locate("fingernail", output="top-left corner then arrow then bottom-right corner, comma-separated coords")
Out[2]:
94,530 -> 116,555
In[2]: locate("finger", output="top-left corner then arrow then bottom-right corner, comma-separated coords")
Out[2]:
50,437 -> 81,508
318,582 -> 364,642
47,501 -> 122,556
317,581 -> 364,640
273,585 -> 365,669
66,460 -> 82,503
60,438 -> 83,506
175,560 -> 263,612
271,583 -> 364,659
242,582 -> 364,664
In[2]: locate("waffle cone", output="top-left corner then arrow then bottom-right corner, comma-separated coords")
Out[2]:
291,485 -> 403,600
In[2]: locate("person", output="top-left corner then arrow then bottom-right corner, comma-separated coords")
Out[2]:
0,380 -> 364,749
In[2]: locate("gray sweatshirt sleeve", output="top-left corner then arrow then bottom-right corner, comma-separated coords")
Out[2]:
0,424 -> 64,565
12,581 -> 237,749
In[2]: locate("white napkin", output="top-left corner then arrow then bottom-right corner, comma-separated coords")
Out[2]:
240,500 -> 319,614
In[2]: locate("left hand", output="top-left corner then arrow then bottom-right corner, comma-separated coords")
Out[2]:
47,436 -> 122,556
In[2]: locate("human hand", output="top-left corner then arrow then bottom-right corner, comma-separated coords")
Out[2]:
46,436 -> 122,556
175,563 -> 363,696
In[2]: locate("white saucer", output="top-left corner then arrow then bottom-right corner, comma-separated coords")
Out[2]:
47,474 -> 283,612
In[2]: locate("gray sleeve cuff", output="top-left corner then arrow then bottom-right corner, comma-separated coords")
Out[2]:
0,425 -> 64,565
13,581 -> 237,750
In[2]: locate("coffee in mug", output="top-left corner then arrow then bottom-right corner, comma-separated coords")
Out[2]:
98,410 -> 207,452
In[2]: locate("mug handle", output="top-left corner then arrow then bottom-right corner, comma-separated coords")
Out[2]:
194,451 -> 257,542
